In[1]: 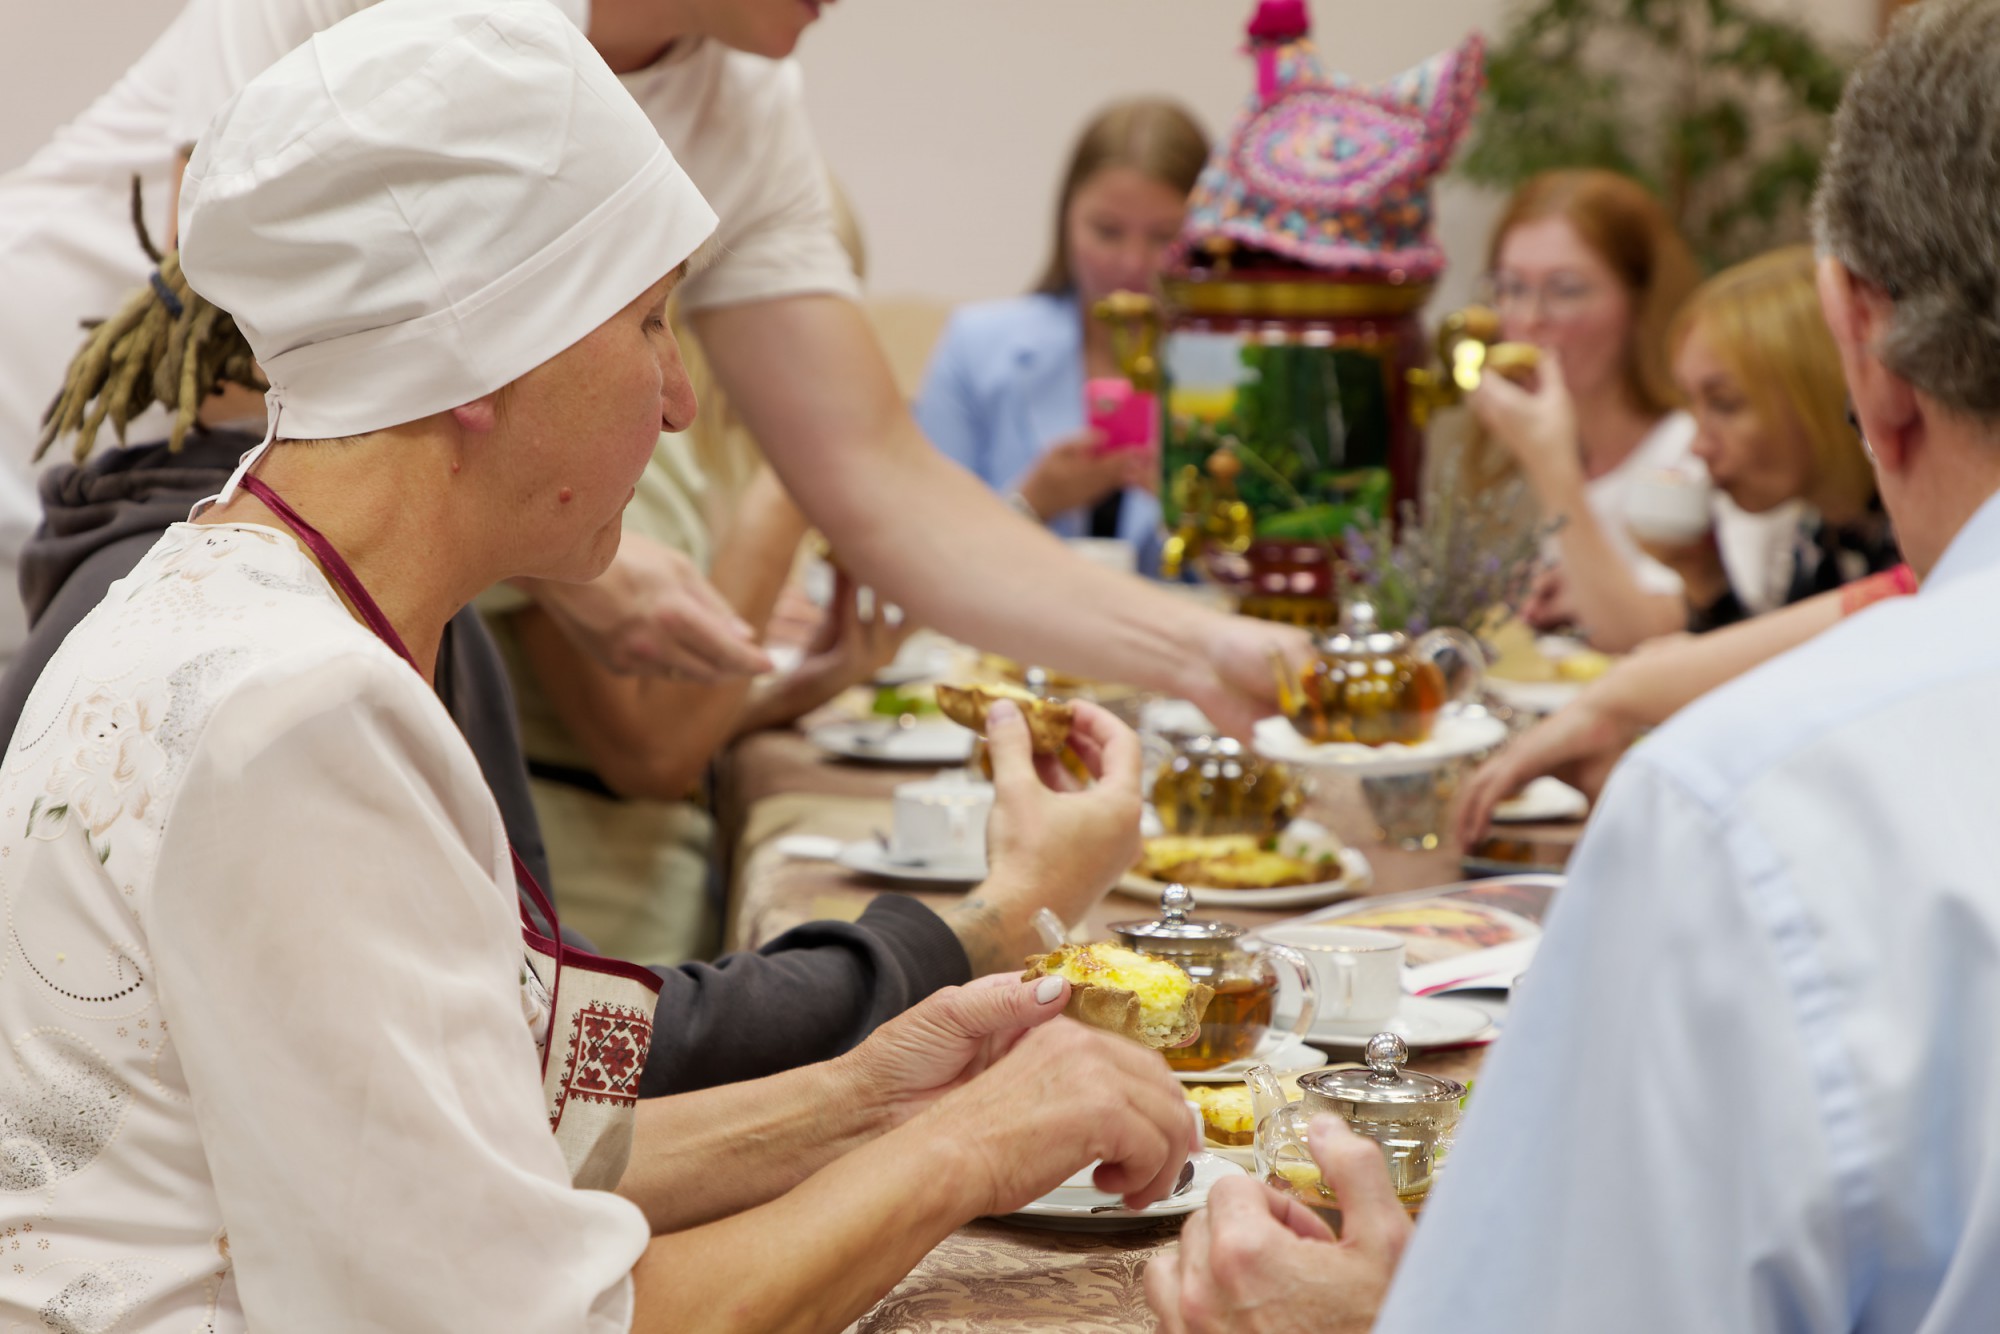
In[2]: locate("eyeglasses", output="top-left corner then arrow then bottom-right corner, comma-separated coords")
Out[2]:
1482,272 -> 1606,321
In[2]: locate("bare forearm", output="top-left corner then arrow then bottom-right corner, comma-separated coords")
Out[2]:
1538,476 -> 1685,651
693,295 -> 1229,697
629,1119 -> 976,1334
619,1055 -> 885,1232
813,423 -> 1220,692
1591,587 -> 1846,730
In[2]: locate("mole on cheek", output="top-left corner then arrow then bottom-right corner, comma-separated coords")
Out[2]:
559,487 -> 574,504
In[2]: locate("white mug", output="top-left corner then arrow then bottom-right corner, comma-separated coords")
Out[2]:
890,777 -> 994,867
1624,467 -> 1715,546
1258,924 -> 1404,1028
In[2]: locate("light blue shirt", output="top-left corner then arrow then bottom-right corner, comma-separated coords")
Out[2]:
1380,488 -> 2000,1333
913,292 -> 1163,570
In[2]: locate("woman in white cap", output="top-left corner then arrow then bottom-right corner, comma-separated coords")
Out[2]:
0,3 -> 1192,1329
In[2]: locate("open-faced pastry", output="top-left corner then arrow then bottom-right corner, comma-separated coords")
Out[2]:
1187,1083 -> 1257,1147
934,682 -> 1074,756
1021,942 -> 1213,1050
1135,834 -> 1343,891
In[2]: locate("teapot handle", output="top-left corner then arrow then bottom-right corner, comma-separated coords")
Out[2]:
1414,625 -> 1486,707
1263,941 -> 1324,1043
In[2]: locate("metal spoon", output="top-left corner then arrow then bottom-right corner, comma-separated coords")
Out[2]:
1088,1157 -> 1199,1213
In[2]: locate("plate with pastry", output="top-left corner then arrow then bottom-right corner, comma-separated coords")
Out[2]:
1114,823 -> 1373,911
1002,1153 -> 1248,1231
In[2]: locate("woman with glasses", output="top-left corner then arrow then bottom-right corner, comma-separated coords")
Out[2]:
1466,169 -> 1791,652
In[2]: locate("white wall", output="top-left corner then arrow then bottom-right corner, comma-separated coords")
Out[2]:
5,0 -> 1878,319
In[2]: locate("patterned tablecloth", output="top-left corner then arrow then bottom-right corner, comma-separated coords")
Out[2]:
719,718 -> 1569,1333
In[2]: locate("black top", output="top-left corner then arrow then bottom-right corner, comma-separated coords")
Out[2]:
3,432 -> 970,1097
1689,498 -> 1901,634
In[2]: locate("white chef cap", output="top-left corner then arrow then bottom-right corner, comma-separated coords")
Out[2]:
178,0 -> 714,459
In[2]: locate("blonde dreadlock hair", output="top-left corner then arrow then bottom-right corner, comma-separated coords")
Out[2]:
36,177 -> 263,464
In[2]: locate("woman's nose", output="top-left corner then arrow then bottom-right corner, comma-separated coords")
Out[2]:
658,336 -> 699,434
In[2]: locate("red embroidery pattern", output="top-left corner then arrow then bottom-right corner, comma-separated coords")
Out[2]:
549,1002 -> 653,1128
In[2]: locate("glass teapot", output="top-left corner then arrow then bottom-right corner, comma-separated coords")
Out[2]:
1109,884 -> 1317,1073
1248,1032 -> 1466,1222
1149,733 -> 1304,837
1272,599 -> 1484,746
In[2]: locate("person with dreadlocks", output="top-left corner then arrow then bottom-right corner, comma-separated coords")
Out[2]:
0,3 -> 1194,1328
1,0 -> 1311,732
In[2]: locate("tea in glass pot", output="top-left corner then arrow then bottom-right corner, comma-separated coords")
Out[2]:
1247,1032 -> 1465,1223
1272,598 -> 1484,746
1150,734 -> 1303,837
1109,884 -> 1317,1072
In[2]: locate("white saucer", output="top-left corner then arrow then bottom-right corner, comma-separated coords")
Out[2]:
1170,1031 -> 1324,1084
809,718 -> 973,766
870,643 -> 954,687
835,840 -> 986,886
1484,677 -> 1580,716
1295,994 -> 1494,1050
1491,776 -> 1588,824
1252,709 -> 1509,776
1001,1153 -> 1246,1231
1115,846 -> 1374,911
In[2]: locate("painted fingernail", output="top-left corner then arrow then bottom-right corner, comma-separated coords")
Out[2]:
1035,976 -> 1064,1004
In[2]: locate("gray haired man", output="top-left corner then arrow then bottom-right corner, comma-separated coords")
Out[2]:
1149,2 -> 2000,1329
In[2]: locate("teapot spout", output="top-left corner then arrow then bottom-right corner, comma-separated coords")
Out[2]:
1244,1063 -> 1289,1120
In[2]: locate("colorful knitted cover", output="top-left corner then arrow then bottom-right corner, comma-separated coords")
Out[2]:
1181,4 -> 1485,281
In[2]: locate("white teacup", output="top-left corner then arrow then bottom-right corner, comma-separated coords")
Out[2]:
1258,924 -> 1405,1030
1624,467 -> 1716,546
890,776 -> 994,867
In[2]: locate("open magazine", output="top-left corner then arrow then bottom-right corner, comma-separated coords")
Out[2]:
1293,874 -> 1561,995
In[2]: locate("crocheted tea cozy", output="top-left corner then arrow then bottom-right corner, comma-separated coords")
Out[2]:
1182,3 -> 1484,281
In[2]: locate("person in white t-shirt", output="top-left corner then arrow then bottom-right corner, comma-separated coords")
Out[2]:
0,0 -> 1308,727
1465,168 -> 1793,653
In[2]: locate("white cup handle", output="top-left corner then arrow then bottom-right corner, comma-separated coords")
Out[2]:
1328,952 -> 1357,1019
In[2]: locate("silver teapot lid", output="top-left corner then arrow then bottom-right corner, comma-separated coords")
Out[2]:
1298,1033 -> 1465,1112
1322,598 -> 1407,656
1109,883 -> 1244,947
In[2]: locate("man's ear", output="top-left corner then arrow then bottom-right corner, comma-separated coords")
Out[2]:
1817,255 -> 1918,471
451,393 -> 501,435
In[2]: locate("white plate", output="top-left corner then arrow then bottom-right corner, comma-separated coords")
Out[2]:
809,718 -> 974,766
1170,1031 -> 1324,1084
1484,676 -> 1580,715
1114,846 -> 1373,911
1002,1152 -> 1247,1231
1252,710 -> 1509,776
835,840 -> 986,886
1295,995 -> 1494,1050
1491,776 -> 1588,824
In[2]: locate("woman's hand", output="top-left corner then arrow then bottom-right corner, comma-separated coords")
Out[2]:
940,699 -> 1143,975
1469,353 -> 1584,502
742,572 -> 916,731
1454,691 -> 1633,845
1636,532 -> 1732,614
1519,563 -> 1577,632
1178,614 -> 1317,741
1016,430 -> 1155,520
1145,1116 -> 1410,1333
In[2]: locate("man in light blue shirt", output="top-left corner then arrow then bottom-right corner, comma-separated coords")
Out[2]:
1147,3 -> 2000,1329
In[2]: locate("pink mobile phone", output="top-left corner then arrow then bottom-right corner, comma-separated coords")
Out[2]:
1085,377 -> 1158,455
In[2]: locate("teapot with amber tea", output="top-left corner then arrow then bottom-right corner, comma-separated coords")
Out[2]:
1151,734 -> 1303,837
1109,884 -> 1317,1072
1273,599 -> 1484,746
